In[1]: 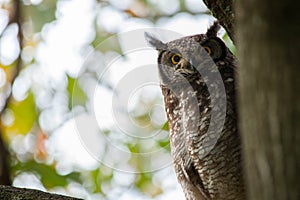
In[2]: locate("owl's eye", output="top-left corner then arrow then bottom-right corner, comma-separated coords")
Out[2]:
171,54 -> 181,65
203,46 -> 211,55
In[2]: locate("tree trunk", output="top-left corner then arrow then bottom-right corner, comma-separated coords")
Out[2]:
236,1 -> 300,200
202,0 -> 235,43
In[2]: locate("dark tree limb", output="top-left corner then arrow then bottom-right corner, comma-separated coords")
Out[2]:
0,132 -> 10,185
0,0 -> 24,186
202,0 -> 235,43
0,186 -> 83,200
0,0 -> 24,115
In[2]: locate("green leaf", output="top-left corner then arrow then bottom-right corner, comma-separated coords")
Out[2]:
92,30 -> 122,54
6,91 -> 37,135
161,121 -> 169,131
12,161 -> 81,188
22,0 -> 57,33
157,140 -> 170,151
90,166 -> 113,193
67,75 -> 87,109
136,172 -> 162,197
222,32 -> 236,55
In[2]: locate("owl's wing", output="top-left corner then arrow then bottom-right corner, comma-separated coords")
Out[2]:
178,90 -> 212,199
176,158 -> 209,200
187,164 -> 210,200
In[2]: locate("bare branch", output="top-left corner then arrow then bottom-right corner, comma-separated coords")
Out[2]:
0,185 -> 83,200
0,0 -> 24,185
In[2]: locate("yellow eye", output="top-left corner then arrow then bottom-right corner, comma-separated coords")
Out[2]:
171,54 -> 181,65
204,46 -> 211,55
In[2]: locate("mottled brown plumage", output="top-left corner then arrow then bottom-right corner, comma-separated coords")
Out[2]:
145,22 -> 245,199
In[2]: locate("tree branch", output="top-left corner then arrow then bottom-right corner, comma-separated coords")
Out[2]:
0,0 -> 24,186
0,132 -> 10,185
202,0 -> 235,43
0,186 -> 83,200
0,0 -> 23,116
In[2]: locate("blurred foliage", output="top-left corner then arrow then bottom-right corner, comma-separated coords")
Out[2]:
89,166 -> 113,194
0,0 -> 231,199
4,91 -> 37,135
0,61 -> 17,83
222,32 -> 236,54
12,161 -> 81,188
22,0 -> 57,33
92,32 -> 122,54
67,75 -> 87,109
0,92 -> 37,145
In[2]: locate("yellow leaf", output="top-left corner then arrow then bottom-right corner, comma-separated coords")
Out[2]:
2,91 -> 37,136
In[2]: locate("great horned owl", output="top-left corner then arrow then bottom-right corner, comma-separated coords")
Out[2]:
145,22 -> 245,200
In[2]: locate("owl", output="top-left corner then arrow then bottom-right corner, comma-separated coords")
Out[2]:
145,22 -> 245,200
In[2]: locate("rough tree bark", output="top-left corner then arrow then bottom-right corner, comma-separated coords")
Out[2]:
202,0 -> 235,43
236,1 -> 300,200
0,186 -> 83,200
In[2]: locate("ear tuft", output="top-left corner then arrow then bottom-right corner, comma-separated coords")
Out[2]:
206,21 -> 221,37
144,32 -> 166,50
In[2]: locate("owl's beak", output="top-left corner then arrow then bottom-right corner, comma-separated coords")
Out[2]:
175,59 -> 194,74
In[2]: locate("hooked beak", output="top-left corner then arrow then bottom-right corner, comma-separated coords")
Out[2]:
175,59 -> 195,74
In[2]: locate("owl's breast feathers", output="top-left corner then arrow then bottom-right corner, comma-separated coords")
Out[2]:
161,62 -> 245,199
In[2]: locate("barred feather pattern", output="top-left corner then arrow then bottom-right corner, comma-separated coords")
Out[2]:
146,22 -> 245,200
161,58 -> 245,199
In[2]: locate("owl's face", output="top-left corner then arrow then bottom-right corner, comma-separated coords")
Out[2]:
145,22 -> 227,85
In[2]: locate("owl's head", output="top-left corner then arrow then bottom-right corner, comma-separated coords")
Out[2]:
145,22 -> 228,85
